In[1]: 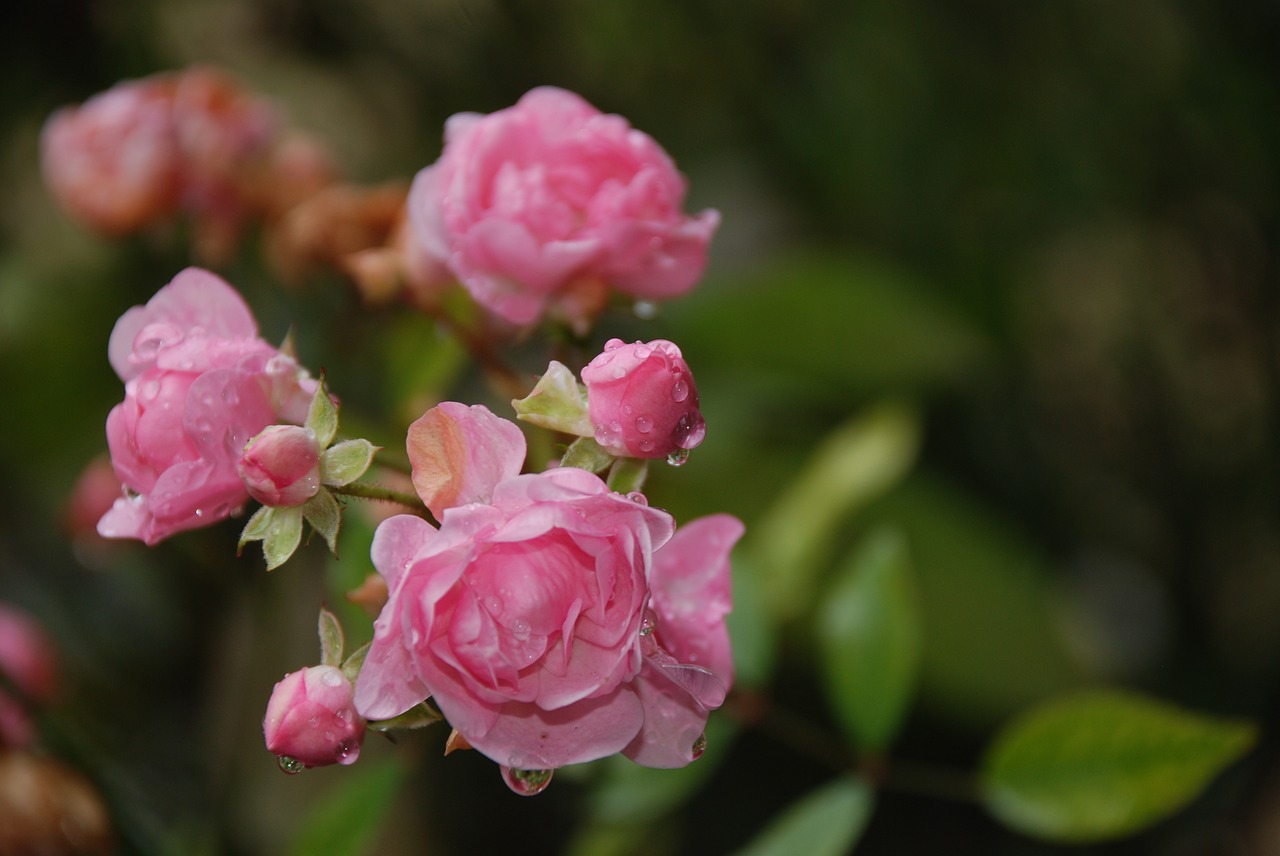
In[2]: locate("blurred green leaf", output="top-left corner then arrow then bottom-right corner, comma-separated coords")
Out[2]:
288,759 -> 407,856
725,552 -> 777,688
982,690 -> 1256,842
863,476 -> 1085,724
672,252 -> 990,398
317,607 -> 344,668
734,776 -> 875,856
753,400 -> 921,621
817,528 -> 921,752
382,312 -> 467,426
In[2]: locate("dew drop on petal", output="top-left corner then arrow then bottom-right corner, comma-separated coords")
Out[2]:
626,491 -> 648,505
671,379 -> 689,403
501,766 -> 553,796
691,733 -> 707,760
277,755 -> 305,775
321,670 -> 344,688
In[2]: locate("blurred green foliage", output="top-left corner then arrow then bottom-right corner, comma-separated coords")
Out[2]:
1,0 -> 1278,854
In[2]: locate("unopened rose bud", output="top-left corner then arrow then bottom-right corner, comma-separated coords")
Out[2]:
581,339 -> 706,460
263,665 -> 364,769
238,425 -> 321,507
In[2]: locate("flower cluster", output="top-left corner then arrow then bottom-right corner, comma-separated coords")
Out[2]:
63,73 -> 739,796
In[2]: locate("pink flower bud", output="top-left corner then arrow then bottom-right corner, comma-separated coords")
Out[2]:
238,425 -> 321,507
263,665 -> 364,769
581,339 -> 705,460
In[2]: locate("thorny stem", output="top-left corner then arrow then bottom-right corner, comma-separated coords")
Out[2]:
330,481 -> 431,517
726,689 -> 979,804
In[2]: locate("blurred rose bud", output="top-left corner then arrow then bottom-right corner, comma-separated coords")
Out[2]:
263,665 -> 364,769
0,604 -> 59,750
581,338 -> 705,459
238,425 -> 322,508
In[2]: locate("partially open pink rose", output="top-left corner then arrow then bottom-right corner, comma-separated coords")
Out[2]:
99,268 -> 315,545
581,338 -> 705,459
408,86 -> 719,326
263,665 -> 364,768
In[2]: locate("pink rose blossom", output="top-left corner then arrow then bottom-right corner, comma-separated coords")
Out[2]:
356,403 -> 739,773
263,665 -> 365,768
581,338 -> 705,459
408,86 -> 719,325
238,425 -> 321,507
98,267 -> 315,545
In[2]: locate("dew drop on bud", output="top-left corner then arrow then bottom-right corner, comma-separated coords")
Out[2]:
501,765 -> 554,796
635,415 -> 654,434
691,733 -> 707,760
277,755 -> 305,775
671,379 -> 689,403
335,739 -> 358,765
666,448 -> 690,467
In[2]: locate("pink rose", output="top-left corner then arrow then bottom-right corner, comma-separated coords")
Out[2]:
98,267 -> 315,545
356,403 -> 740,773
263,665 -> 365,768
40,75 -> 183,235
238,425 -> 321,507
581,338 -> 705,459
408,86 -> 719,325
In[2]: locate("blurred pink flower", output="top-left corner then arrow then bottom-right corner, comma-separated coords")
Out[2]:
238,425 -> 321,508
99,268 -> 314,545
408,86 -> 719,326
0,604 -> 59,749
581,338 -> 705,459
263,665 -> 365,768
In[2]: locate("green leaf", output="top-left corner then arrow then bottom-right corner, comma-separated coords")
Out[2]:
562,436 -> 615,473
263,507 -> 304,571
512,360 -> 593,436
302,489 -> 342,556
305,376 -> 339,449
982,690 -> 1257,842
368,702 -> 442,732
605,457 -> 649,494
817,528 -> 922,752
317,608 -> 344,668
734,776 -> 875,856
320,440 -> 379,488
341,642 -> 370,685
287,760 -> 406,856
753,400 -> 921,621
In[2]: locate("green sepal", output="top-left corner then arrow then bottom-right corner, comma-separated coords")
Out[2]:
606,457 -> 649,494
302,488 -> 342,556
306,375 -> 339,449
368,702 -> 443,732
262,506 -> 304,570
318,608 -> 345,668
512,361 -> 593,437
341,641 -> 370,685
238,505 -> 276,554
561,436 -> 615,473
320,439 -> 379,487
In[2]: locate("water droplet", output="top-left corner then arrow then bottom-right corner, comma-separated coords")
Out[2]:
673,413 -> 706,450
335,739 -> 358,764
639,440 -> 655,453
612,367 -> 626,379
626,491 -> 648,505
635,415 -> 653,434
336,709 -> 351,722
308,715 -> 320,727
691,733 -> 707,760
484,595 -> 504,616
193,508 -> 204,518
667,449 -> 690,467
604,338 -> 624,352
671,379 -> 689,402
277,755 -> 304,775
321,670 -> 344,688
639,615 -> 655,636
634,345 -> 652,360
511,618 -> 531,640
501,766 -> 554,796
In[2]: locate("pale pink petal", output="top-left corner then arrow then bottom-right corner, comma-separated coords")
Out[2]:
407,402 -> 526,517
621,664 -> 711,768
370,515 -> 438,589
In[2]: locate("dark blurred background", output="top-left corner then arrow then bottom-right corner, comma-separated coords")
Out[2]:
1,1 -> 1278,854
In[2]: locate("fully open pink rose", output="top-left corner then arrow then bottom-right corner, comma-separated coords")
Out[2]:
581,338 -> 705,459
99,268 -> 315,544
263,665 -> 365,768
356,403 -> 740,772
408,86 -> 719,326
